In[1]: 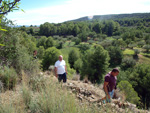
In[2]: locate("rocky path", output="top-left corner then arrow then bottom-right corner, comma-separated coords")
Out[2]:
0,71 -> 149,113
45,72 -> 149,113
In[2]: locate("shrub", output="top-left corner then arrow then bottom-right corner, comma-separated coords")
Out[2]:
106,46 -> 123,67
29,79 -> 101,113
74,58 -> 83,73
0,30 -> 39,75
14,45 -> 40,74
68,48 -> 80,68
37,46 -> 45,59
143,45 -> 150,53
118,81 -> 140,105
121,57 -> 136,70
29,74 -> 46,91
0,66 -> 18,90
42,47 -> 61,70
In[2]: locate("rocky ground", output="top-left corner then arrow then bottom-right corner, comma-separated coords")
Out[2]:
44,71 -> 149,113
0,71 -> 149,113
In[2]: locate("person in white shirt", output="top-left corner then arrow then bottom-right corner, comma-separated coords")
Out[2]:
54,55 -> 67,83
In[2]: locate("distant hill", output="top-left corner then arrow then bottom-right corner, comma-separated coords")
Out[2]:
69,13 -> 150,22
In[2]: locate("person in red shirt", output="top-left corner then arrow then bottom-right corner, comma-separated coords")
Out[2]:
100,68 -> 119,103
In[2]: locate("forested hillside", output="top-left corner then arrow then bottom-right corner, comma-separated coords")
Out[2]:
0,1 -> 150,110
18,13 -> 150,109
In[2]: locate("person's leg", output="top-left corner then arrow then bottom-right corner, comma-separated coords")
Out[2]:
58,74 -> 63,82
109,90 -> 114,98
62,72 -> 67,83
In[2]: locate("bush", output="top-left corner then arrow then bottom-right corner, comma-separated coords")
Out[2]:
121,57 -> 136,70
68,48 -> 80,68
106,46 -> 123,67
143,45 -> 150,53
118,81 -> 140,105
0,30 -> 39,75
14,45 -> 40,74
0,66 -> 18,90
37,46 -> 45,59
29,79 -> 101,113
74,58 -> 83,73
42,47 -> 61,70
29,74 -> 47,91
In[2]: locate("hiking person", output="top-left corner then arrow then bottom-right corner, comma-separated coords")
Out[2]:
54,55 -> 67,83
33,50 -> 37,59
100,68 -> 119,103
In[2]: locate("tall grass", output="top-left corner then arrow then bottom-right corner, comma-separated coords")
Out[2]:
0,73 -> 135,113
15,74 -> 102,112
0,66 -> 18,90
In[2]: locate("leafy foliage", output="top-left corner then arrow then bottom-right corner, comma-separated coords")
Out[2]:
0,66 -> 17,90
129,64 -> 150,109
42,47 -> 61,70
68,48 -> 80,68
118,81 -> 140,104
121,57 -> 136,70
81,45 -> 110,83
107,46 -> 123,67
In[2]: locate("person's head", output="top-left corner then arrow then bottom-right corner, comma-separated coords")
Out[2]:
59,55 -> 63,61
111,68 -> 119,76
33,50 -> 37,56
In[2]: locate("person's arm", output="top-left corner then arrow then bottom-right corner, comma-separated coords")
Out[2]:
55,67 -> 58,78
104,81 -> 110,99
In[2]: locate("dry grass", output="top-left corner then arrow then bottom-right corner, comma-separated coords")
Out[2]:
0,72 -> 148,113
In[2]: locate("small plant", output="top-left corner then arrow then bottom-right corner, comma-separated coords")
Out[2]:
22,83 -> 31,108
29,74 -> 46,91
0,66 -> 18,90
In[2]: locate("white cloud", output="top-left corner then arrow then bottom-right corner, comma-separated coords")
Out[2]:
6,0 -> 150,25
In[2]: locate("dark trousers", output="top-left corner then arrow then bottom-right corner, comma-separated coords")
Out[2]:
58,72 -> 67,83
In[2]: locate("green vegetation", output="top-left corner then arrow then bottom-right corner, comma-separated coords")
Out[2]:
118,81 -> 140,105
123,49 -> 134,55
1,1 -> 150,109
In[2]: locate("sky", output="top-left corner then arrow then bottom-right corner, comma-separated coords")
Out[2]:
6,0 -> 150,25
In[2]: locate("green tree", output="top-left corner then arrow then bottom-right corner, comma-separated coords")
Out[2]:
129,64 -> 150,109
73,24 -> 80,36
39,22 -> 57,36
78,32 -> 88,42
78,44 -> 90,53
107,46 -> 123,67
29,28 -> 34,35
121,57 -> 136,70
92,22 -> 102,33
74,58 -> 83,73
81,45 -> 110,83
68,48 -> 80,69
37,36 -> 47,48
37,46 -> 45,59
118,81 -> 140,105
42,47 -> 61,70
145,35 -> 150,44
0,29 -> 39,74
45,36 -> 55,49
143,45 -> 150,53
